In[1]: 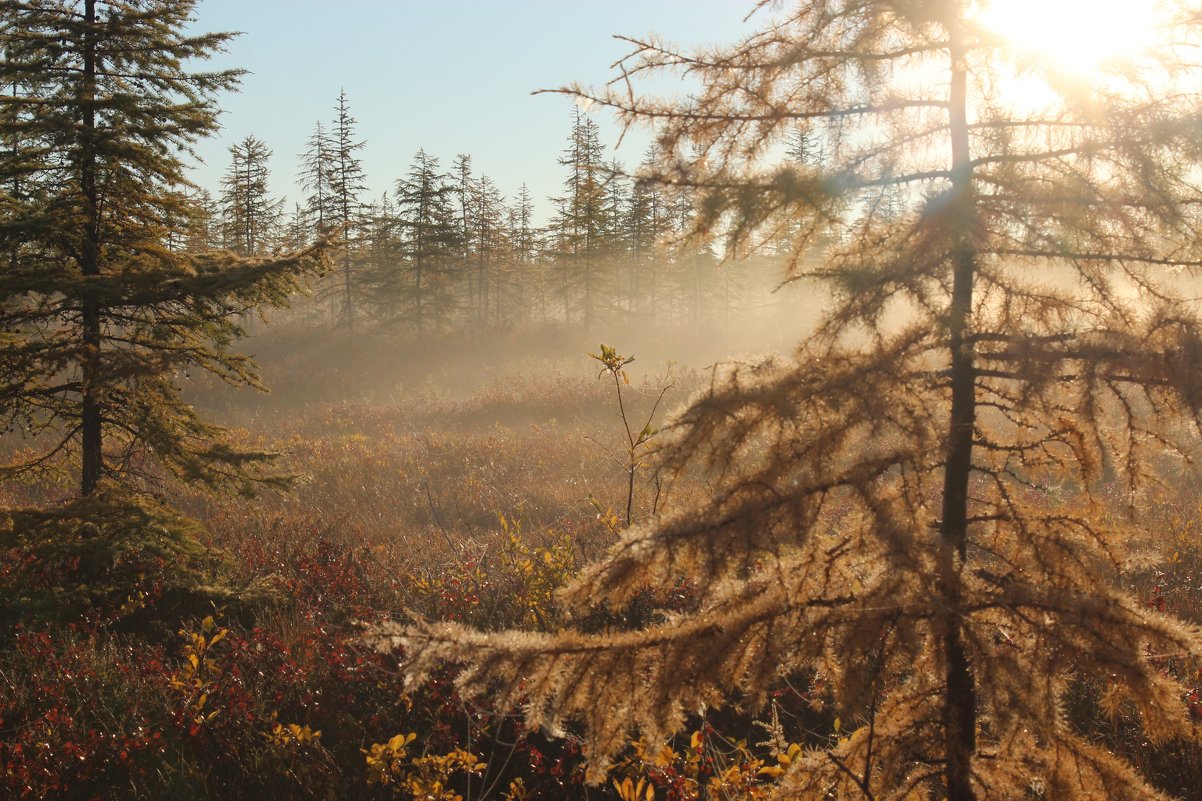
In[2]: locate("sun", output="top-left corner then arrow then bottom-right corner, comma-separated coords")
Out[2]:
975,0 -> 1166,74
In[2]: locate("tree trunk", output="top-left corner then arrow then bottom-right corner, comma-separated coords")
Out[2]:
343,248 -> 354,332
939,22 -> 978,801
415,259 -> 424,334
343,190 -> 354,332
80,0 -> 103,497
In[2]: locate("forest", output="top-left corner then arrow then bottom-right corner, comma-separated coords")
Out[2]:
3,1 -> 1202,800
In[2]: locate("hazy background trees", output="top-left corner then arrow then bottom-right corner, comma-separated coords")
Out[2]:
189,96 -> 796,345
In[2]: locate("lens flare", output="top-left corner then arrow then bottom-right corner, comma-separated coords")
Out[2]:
975,0 -> 1165,73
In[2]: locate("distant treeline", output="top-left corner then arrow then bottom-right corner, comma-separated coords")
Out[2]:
201,93 -> 815,335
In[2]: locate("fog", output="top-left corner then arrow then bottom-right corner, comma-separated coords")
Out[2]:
189,265 -> 834,422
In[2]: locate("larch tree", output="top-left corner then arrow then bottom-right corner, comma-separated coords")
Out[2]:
625,145 -> 674,318
508,183 -> 542,324
601,157 -> 632,312
0,0 -> 323,497
664,181 -> 721,331
550,107 -> 611,326
393,149 -> 460,333
470,173 -> 507,327
281,201 -> 310,253
452,152 -> 476,309
183,188 -> 221,253
362,190 -> 401,324
294,119 -> 340,324
382,2 -> 1202,800
328,89 -> 367,331
219,134 -> 282,257
297,119 -> 333,238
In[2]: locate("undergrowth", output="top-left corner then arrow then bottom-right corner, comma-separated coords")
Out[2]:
2,365 -> 1200,800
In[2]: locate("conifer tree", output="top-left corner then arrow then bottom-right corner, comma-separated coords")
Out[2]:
551,107 -> 610,326
281,201 -> 309,252
386,3 -> 1202,799
328,89 -> 367,330
602,158 -> 632,312
0,0 -> 322,497
451,153 -> 476,312
219,134 -> 282,257
362,191 -> 401,323
297,119 -> 333,238
508,183 -> 544,324
660,182 -> 722,329
183,188 -> 221,252
771,123 -> 828,268
470,173 -> 507,327
392,149 -> 459,333
625,146 -> 673,318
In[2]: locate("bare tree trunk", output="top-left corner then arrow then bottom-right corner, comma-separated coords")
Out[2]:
939,23 -> 978,801
415,260 -> 424,334
343,191 -> 354,332
343,247 -> 354,332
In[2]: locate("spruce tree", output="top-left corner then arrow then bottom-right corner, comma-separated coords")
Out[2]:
387,3 -> 1202,799
0,0 -> 322,497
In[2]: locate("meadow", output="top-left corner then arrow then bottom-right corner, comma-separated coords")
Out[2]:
2,324 -> 1201,800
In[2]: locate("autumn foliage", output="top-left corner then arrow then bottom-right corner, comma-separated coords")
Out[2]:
0,366 -> 1199,799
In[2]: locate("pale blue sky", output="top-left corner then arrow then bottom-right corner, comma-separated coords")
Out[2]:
188,1 -> 754,219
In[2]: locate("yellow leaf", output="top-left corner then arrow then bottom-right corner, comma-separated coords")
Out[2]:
833,717 -> 841,733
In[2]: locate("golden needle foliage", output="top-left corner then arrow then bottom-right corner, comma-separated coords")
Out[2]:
375,3 -> 1202,799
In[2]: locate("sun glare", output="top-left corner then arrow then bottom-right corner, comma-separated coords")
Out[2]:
976,0 -> 1165,74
